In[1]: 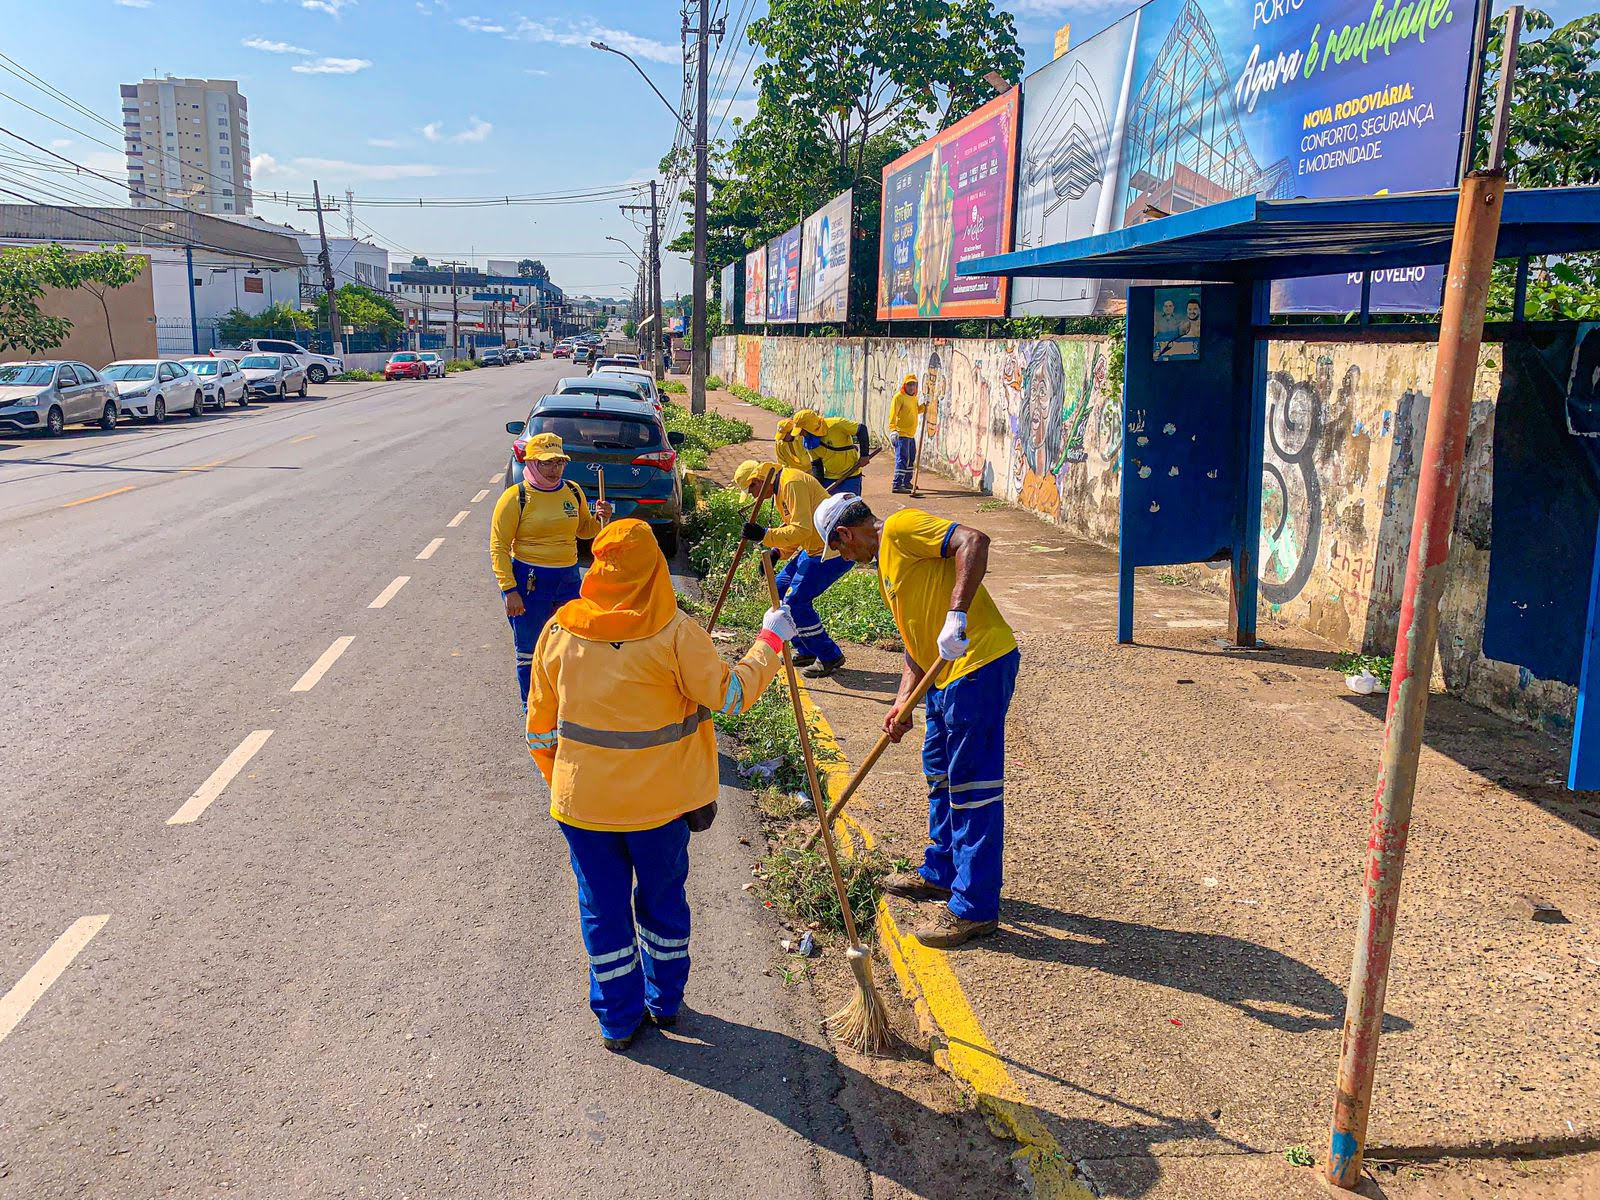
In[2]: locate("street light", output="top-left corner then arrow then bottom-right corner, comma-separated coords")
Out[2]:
606,235 -> 644,266
136,220 -> 176,247
589,41 -> 692,134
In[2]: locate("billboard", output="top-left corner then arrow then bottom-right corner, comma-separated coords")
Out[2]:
719,260 -> 736,325
799,189 -> 852,324
877,89 -> 1019,321
743,246 -> 766,325
766,224 -> 801,324
1012,0 -> 1483,315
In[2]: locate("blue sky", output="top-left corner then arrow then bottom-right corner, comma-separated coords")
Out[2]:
2,0 -> 1582,299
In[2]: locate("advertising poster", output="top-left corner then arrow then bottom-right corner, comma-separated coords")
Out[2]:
743,246 -> 766,325
1011,0 -> 1483,314
877,89 -> 1019,321
766,224 -> 801,323
719,261 -> 736,326
799,189 -> 852,324
1153,287 -> 1201,360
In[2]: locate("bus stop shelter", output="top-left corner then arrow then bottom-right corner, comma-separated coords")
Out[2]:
962,185 -> 1600,786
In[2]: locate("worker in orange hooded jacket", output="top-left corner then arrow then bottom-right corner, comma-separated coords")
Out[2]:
527,519 -> 797,1050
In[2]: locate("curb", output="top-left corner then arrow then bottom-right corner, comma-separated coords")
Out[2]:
793,685 -> 1092,1200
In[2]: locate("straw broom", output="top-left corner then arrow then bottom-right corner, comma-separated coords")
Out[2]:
759,552 -> 893,1055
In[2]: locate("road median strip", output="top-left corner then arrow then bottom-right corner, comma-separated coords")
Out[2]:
0,915 -> 112,1046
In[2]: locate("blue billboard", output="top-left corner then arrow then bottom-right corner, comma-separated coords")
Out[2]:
1013,0 -> 1483,315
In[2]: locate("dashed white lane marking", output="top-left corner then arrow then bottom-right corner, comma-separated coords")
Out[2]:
368,576 -> 410,609
487,474 -> 501,485
291,636 -> 354,693
417,538 -> 445,560
166,730 -> 274,826
471,489 -> 490,504
0,915 -> 112,1045
447,510 -> 470,528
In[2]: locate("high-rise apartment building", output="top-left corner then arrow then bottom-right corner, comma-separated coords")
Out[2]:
120,77 -> 252,216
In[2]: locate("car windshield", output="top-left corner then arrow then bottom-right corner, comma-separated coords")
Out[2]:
239,356 -> 280,368
102,363 -> 156,381
562,381 -> 646,400
392,353 -> 418,362
528,411 -> 661,452
419,353 -> 438,361
184,361 -> 218,375
0,364 -> 54,385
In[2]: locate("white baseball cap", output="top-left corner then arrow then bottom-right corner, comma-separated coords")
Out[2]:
813,492 -> 861,556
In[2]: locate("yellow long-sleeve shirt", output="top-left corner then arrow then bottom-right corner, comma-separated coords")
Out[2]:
806,416 -> 865,483
527,612 -> 784,830
888,389 -> 926,438
760,467 -> 828,556
774,429 -> 811,473
489,479 -> 601,591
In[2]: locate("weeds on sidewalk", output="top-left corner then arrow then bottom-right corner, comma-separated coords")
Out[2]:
706,374 -> 724,390
662,402 -> 753,472
1334,650 -> 1393,685
339,369 -> 383,381
661,379 -> 687,394
716,684 -> 839,794
757,832 -> 894,939
444,359 -> 479,373
729,381 -> 794,416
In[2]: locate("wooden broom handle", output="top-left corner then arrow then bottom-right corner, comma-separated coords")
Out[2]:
705,472 -> 775,634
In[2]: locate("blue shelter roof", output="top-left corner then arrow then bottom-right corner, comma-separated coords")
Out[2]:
961,187 -> 1600,284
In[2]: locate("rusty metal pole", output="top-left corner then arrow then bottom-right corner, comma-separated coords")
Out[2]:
1325,10 -> 1522,1189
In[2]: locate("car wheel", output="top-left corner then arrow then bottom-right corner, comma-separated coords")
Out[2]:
276,384 -> 285,400
99,401 -> 117,431
307,365 -> 328,384
192,391 -> 204,417
298,378 -> 308,398
152,397 -> 166,424
654,523 -> 680,559
45,405 -> 65,437
237,390 -> 249,409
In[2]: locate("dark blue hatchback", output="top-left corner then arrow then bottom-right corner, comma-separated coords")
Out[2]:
505,394 -> 686,556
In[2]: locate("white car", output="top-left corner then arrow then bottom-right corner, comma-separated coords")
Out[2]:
594,365 -> 662,408
178,357 -> 248,410
213,338 -> 343,384
418,351 -> 445,378
101,360 -> 205,422
238,354 -> 309,400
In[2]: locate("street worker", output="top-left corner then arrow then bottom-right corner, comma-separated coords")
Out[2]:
526,519 -> 798,1050
773,416 -> 812,473
886,374 -> 926,493
792,408 -> 868,495
734,458 -> 853,678
490,432 -> 613,708
814,493 -> 1019,949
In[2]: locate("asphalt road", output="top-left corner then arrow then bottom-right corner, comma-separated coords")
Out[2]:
0,363 -> 906,1198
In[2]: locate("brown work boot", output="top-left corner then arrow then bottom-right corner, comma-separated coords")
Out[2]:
881,871 -> 952,902
913,906 -> 999,949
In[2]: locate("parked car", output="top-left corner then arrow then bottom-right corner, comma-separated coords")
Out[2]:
505,394 -> 686,556
0,360 -> 120,436
594,365 -> 663,408
597,355 -> 641,368
553,375 -> 655,411
527,346 -> 542,360
573,346 -> 595,366
384,351 -> 430,381
480,348 -> 506,367
238,354 -> 309,400
551,344 -> 572,359
102,360 -> 204,422
211,338 -> 343,384
418,351 -> 444,378
178,356 -> 248,409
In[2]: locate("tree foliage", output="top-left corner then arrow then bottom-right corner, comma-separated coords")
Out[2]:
409,255 -> 430,270
517,258 -> 549,282
313,284 -> 403,336
0,243 -> 146,355
218,302 -> 314,343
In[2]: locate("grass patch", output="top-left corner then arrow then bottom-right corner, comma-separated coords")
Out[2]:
1283,1145 -> 1315,1169
661,379 -> 687,394
715,682 -> 839,794
706,374 -> 725,390
660,401 -> 752,474
444,358 -> 479,373
756,836 -> 896,939
1334,651 -> 1393,685
977,499 -> 1005,512
1154,570 -> 1189,586
339,369 -> 383,382
729,381 -> 793,416
755,786 -> 810,822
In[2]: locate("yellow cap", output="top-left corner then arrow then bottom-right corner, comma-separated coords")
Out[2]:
776,417 -> 793,438
733,459 -> 776,493
793,409 -> 826,435
523,432 -> 569,462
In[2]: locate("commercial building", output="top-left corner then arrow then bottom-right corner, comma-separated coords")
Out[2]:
121,77 -> 252,216
388,268 -> 566,353
221,215 -> 390,300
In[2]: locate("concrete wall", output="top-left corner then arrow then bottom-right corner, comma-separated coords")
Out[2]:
0,263 -> 159,368
713,332 -> 1572,732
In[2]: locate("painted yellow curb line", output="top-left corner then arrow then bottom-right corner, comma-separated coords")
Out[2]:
793,685 -> 1090,1200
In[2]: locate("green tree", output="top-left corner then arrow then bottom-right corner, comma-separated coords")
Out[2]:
0,243 -> 146,355
409,255 -> 431,270
217,302 -> 314,344
517,259 -> 549,282
623,318 -> 637,338
313,284 -> 403,336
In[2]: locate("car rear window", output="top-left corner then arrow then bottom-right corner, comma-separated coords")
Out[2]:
528,412 -> 661,451
240,356 -> 279,368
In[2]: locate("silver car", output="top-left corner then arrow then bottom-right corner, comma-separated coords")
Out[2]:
0,360 -> 121,436
178,357 -> 249,409
418,351 -> 445,378
102,360 -> 205,422
238,354 -> 309,400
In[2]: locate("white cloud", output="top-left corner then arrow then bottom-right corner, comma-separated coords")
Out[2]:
291,56 -> 372,74
244,36 -> 313,54
585,25 -> 679,64
250,152 -> 291,179
455,15 -> 678,64
49,138 -> 72,149
711,97 -> 757,123
523,68 -> 548,76
456,15 -> 505,33
301,0 -> 355,13
421,116 -> 492,144
291,156 -> 490,181
366,137 -> 406,148
113,0 -> 152,7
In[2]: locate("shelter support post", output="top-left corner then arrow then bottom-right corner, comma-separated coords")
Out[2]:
1568,512 -> 1600,789
1325,168 -> 1508,1189
1229,279 -> 1270,647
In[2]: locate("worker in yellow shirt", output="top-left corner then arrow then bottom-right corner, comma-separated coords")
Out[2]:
773,417 -> 811,473
887,374 -> 926,493
490,432 -> 612,707
527,520 -> 796,1049
792,408 -> 868,495
734,459 -> 853,677
815,493 -> 1019,949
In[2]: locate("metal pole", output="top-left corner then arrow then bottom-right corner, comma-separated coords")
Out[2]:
688,0 -> 719,414
306,181 -> 342,358
185,244 -> 199,354
1325,9 -> 1521,1190
652,180 -> 666,381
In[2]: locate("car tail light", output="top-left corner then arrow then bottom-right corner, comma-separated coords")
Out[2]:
512,439 -> 528,463
634,497 -> 667,504
631,449 -> 677,470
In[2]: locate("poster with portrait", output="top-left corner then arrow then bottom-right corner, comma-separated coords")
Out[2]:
1152,287 -> 1201,361
743,246 -> 766,325
765,225 -> 800,323
799,189 -> 852,324
719,261 -> 736,326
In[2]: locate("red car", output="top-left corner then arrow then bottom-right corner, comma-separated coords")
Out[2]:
384,352 -> 429,380
551,345 -> 572,359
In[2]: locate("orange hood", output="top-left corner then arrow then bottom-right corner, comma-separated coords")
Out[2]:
557,519 -> 678,642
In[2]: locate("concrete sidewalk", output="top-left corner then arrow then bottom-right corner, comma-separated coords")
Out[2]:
703,388 -> 1600,1199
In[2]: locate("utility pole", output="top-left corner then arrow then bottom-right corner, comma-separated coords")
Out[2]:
300,180 -> 343,357
441,260 -> 465,360
685,0 -> 723,414
621,182 -> 667,382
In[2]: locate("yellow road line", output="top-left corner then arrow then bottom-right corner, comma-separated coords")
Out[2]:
470,488 -> 490,504
794,686 -> 1090,1200
0,915 -> 111,1045
290,635 -> 354,693
416,537 -> 444,560
447,510 -> 471,528
368,575 -> 410,609
62,486 -> 134,508
290,434 -> 316,444
167,730 -> 274,825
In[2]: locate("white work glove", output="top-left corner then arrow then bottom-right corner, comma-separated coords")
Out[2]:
937,610 -> 969,661
762,604 -> 799,643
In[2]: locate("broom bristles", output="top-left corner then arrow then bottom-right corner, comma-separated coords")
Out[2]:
827,944 -> 894,1056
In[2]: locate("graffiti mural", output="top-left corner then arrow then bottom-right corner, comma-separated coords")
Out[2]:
1259,368 -> 1324,607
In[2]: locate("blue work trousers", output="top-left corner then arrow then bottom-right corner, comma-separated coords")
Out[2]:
558,817 -> 693,1040
775,550 -> 853,664
918,649 -> 1020,923
825,474 -> 863,497
893,434 -> 917,489
505,559 -> 581,707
